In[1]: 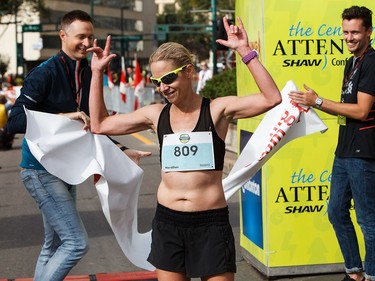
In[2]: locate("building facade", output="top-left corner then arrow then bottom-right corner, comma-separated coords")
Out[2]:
0,0 -> 157,77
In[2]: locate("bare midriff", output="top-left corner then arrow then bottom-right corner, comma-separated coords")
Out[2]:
157,170 -> 227,212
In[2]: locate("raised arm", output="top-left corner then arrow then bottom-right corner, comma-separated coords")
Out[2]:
87,36 -> 116,134
88,36 -> 160,135
215,17 -> 281,120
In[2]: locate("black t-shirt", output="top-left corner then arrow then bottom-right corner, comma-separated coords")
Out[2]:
335,47 -> 375,159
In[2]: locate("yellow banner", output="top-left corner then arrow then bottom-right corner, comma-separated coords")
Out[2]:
236,0 -> 375,272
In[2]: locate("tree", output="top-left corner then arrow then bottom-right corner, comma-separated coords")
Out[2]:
0,1 -> 48,78
199,67 -> 236,99
157,0 -> 235,62
0,0 -> 48,22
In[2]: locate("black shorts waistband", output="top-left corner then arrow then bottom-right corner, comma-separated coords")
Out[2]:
155,202 -> 229,227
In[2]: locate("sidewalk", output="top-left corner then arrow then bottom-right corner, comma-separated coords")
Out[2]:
0,271 -> 158,281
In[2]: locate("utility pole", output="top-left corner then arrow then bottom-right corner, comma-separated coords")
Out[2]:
90,0 -> 94,18
14,0 -> 24,77
211,0 -> 218,75
189,0 -> 218,74
121,7 -> 125,59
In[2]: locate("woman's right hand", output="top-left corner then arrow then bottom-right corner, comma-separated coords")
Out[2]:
87,36 -> 117,73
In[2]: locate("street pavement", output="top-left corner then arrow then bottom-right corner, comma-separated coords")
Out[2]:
0,130 -> 346,280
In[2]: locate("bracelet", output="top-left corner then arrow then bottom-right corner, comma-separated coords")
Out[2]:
241,50 -> 258,64
120,146 -> 128,151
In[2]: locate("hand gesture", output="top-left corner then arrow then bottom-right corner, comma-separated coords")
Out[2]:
288,84 -> 318,107
87,35 -> 117,72
216,16 -> 250,54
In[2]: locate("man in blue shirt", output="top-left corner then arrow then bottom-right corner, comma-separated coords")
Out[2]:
7,10 -> 149,280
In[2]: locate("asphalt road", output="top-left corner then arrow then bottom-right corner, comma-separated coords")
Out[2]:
0,131 -> 345,281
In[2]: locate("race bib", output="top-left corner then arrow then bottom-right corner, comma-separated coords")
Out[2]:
162,131 -> 215,172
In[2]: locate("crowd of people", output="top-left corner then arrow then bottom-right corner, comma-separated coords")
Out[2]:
2,4 -> 375,281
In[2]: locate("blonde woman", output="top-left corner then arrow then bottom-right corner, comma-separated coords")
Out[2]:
88,17 -> 281,281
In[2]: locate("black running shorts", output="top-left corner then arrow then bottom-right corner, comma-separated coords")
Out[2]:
147,203 -> 236,278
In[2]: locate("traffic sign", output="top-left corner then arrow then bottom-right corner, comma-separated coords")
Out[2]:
154,24 -> 212,34
111,35 -> 142,41
22,24 -> 42,32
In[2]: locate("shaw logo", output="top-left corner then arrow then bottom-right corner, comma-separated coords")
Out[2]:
285,204 -> 324,214
282,59 -> 322,67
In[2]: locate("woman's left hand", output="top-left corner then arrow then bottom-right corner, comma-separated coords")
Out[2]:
216,16 -> 250,55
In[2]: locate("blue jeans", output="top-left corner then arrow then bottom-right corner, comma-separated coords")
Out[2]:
21,169 -> 89,281
328,156 -> 375,280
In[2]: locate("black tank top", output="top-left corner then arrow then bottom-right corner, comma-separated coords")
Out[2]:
157,97 -> 225,171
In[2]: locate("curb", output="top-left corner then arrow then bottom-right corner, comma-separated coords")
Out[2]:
0,271 -> 157,281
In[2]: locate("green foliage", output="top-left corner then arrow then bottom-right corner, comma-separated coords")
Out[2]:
0,0 -> 47,19
157,0 -> 235,62
163,0 -> 210,61
200,68 -> 237,99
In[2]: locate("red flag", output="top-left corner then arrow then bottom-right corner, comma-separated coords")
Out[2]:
119,56 -> 127,103
133,59 -> 144,111
107,65 -> 114,90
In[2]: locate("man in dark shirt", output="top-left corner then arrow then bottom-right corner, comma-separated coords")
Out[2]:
289,6 -> 375,281
7,10 -> 149,280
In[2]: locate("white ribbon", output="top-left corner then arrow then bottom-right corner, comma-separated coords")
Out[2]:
223,80 -> 327,200
24,109 -> 154,271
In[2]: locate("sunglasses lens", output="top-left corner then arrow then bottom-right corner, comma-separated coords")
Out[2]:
150,79 -> 161,87
161,73 -> 178,85
151,65 -> 186,87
